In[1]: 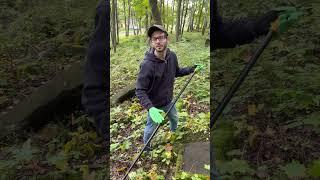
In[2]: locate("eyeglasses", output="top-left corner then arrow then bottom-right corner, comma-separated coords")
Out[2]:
151,36 -> 166,42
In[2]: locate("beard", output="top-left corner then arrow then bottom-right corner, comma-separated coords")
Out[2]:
154,44 -> 167,52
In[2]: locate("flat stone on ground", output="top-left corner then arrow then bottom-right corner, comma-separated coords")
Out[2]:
182,141 -> 210,175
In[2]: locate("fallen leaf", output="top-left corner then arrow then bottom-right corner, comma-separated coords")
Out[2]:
248,103 -> 257,116
116,166 -> 126,172
165,143 -> 173,151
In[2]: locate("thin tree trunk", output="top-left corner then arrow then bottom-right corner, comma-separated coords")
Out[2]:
159,0 -> 162,17
196,0 -> 205,30
181,0 -> 189,35
187,1 -> 194,32
162,0 -> 165,27
149,0 -> 162,25
171,0 -> 175,34
123,0 -> 127,36
115,0 -> 119,43
126,0 -> 131,36
190,1 -> 197,31
166,0 -> 169,30
180,0 -> 185,33
201,0 -> 208,35
133,12 -> 136,35
111,0 -> 116,52
145,7 -> 148,33
175,0 -> 182,42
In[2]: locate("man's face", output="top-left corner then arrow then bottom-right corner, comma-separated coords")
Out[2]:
150,31 -> 168,52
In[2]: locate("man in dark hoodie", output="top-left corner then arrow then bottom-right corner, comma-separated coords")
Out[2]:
135,25 -> 202,150
82,0 -> 108,143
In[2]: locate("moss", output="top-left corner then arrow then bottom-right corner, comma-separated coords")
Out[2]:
174,143 -> 184,177
212,120 -> 237,160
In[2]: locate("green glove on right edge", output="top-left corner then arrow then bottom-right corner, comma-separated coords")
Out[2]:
149,107 -> 164,124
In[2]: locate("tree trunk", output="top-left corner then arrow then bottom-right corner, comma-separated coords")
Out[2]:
162,0 -> 165,27
115,0 -> 119,44
132,11 -> 136,35
187,1 -> 194,32
126,0 -> 131,36
201,0 -> 208,35
139,18 -> 142,35
159,0 -> 162,18
175,0 -> 182,42
190,1 -> 196,32
111,0 -> 116,52
149,0 -> 162,25
181,0 -> 189,35
145,7 -> 148,33
196,0 -> 205,30
123,0 -> 127,36
166,0 -> 170,30
180,0 -> 185,33
170,0 -> 175,34
149,12 -> 152,26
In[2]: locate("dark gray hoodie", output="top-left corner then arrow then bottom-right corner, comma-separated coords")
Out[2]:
136,48 -> 195,110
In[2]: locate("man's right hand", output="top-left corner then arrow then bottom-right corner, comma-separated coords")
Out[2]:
271,7 -> 302,33
149,107 -> 164,124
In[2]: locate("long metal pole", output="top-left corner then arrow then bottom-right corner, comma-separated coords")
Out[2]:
122,70 -> 197,180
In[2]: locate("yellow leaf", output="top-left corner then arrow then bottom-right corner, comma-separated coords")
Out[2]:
248,103 -> 257,116
165,151 -> 172,159
271,18 -> 280,32
148,171 -> 158,180
165,143 -> 173,152
116,166 -> 126,172
248,130 -> 259,147
265,127 -> 275,136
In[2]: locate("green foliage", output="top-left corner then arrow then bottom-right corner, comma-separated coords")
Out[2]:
13,139 -> 38,163
217,159 -> 254,176
128,168 -> 148,179
307,160 -> 320,177
63,128 -> 98,158
279,161 -> 307,178
211,121 -> 236,160
174,171 -> 209,180
286,112 -> 320,131
47,151 -> 69,171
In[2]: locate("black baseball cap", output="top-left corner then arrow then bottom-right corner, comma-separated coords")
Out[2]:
147,25 -> 168,37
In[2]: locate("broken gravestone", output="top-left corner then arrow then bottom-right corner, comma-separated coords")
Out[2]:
0,61 -> 84,138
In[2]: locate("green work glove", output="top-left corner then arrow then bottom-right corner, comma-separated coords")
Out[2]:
271,7 -> 303,33
149,107 -> 164,124
194,64 -> 205,72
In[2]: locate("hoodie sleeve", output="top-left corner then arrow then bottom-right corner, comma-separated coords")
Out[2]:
135,61 -> 154,110
82,0 -> 108,140
211,0 -> 277,49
